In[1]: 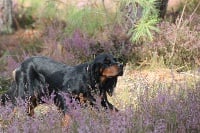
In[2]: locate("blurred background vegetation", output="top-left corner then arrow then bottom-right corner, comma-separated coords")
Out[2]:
0,1 -> 200,132
0,0 -> 200,90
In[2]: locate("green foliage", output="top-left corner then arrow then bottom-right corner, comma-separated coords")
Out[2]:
18,0 -> 42,15
17,0 -> 160,42
64,6 -> 106,36
119,0 -> 160,43
39,0 -> 58,19
13,0 -> 200,70
18,0 -> 109,36
16,0 -> 43,28
129,16 -> 159,42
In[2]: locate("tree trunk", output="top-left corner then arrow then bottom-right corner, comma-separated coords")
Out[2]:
0,0 -> 13,34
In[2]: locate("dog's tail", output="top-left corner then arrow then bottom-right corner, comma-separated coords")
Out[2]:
12,68 -> 20,81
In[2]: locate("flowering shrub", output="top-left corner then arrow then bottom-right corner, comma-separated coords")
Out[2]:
0,1 -> 200,132
42,24 -> 133,65
0,78 -> 199,133
138,16 -> 200,70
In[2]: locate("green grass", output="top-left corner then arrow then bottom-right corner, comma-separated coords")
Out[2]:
63,5 -> 107,36
18,0 -> 111,36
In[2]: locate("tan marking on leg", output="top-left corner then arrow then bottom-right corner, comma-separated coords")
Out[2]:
62,114 -> 71,127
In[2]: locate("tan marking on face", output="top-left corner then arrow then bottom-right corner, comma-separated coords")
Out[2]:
102,65 -> 119,77
100,76 -> 107,83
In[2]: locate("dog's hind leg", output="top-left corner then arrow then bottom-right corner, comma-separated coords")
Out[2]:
53,92 -> 71,126
26,64 -> 40,97
100,90 -> 118,111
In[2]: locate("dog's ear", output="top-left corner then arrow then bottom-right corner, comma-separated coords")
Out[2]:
92,63 -> 102,77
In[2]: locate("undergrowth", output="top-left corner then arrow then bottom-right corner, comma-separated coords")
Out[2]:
0,78 -> 199,132
0,1 -> 200,132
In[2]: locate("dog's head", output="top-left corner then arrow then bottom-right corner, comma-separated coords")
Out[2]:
94,54 -> 124,77
92,54 -> 124,96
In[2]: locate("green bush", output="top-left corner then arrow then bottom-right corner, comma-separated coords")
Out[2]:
118,0 -> 160,43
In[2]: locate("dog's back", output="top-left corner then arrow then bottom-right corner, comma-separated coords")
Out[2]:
20,56 -> 69,74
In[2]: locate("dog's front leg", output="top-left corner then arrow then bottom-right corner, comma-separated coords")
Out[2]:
53,92 -> 68,114
86,92 -> 96,105
53,92 -> 71,126
101,91 -> 118,111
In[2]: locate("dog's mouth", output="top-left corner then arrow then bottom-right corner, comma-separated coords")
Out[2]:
107,91 -> 113,97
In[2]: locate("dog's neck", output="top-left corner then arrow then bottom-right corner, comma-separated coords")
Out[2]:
86,63 -> 99,87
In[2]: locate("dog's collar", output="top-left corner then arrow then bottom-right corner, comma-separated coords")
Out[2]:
86,65 -> 90,72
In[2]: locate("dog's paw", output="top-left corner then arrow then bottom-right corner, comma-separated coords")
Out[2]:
62,114 -> 72,127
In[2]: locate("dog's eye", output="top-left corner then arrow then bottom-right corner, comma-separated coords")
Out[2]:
113,58 -> 117,62
105,60 -> 111,64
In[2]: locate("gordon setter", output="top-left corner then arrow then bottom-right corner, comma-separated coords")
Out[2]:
1,54 -> 123,117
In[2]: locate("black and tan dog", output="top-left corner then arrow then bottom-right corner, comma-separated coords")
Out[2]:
1,54 -> 123,117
